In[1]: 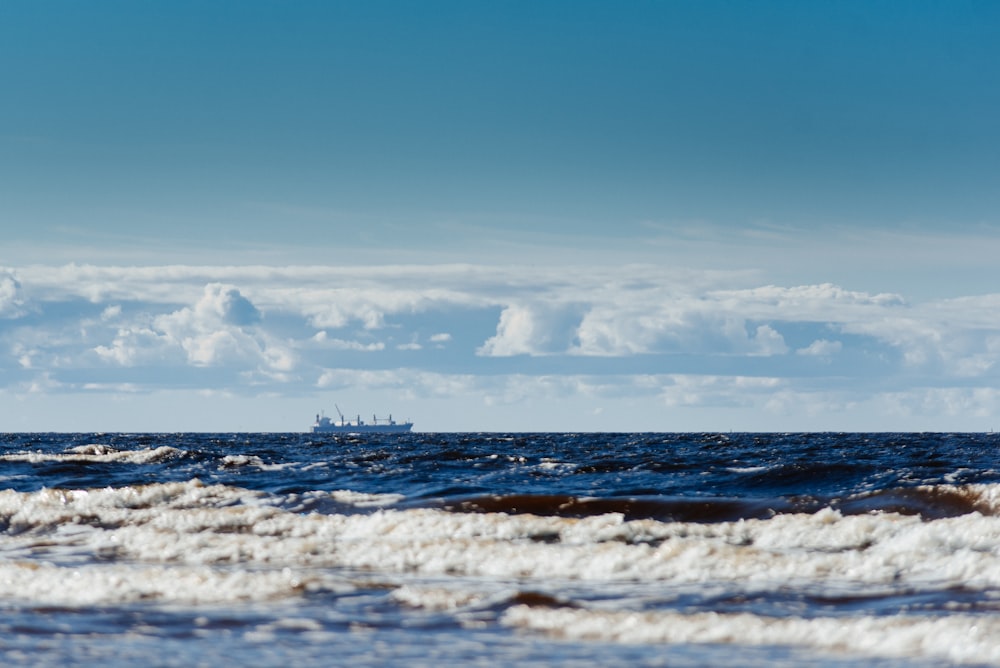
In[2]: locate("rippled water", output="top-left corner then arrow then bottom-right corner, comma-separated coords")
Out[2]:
1,432 -> 999,666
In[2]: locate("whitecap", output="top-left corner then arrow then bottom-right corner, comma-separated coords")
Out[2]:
0,445 -> 185,464
501,606 -> 1000,665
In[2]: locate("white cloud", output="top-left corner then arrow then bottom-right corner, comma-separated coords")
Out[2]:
318,338 -> 385,352
0,271 -> 25,317
658,374 -> 784,408
478,304 -> 556,356
572,306 -> 663,356
749,324 -> 789,356
315,368 -> 478,397
181,329 -> 253,366
877,386 -> 1000,419
88,283 -> 294,376
306,367 -> 969,431
797,339 -> 843,357
147,284 -> 274,368
839,294 -> 1000,377
194,283 -> 261,326
5,262 -> 1000,430
94,326 -> 173,366
710,283 -> 905,314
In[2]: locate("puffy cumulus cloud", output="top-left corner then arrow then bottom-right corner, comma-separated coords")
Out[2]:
478,303 -> 585,356
749,324 -> 789,356
571,306 -> 668,356
92,283 -> 293,376
94,326 -> 177,366
180,328 -> 257,367
150,284 -> 262,366
189,283 -> 261,327
302,299 -> 384,330
797,339 -> 843,357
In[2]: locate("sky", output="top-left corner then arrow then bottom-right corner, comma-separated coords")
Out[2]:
2,1 -> 1000,432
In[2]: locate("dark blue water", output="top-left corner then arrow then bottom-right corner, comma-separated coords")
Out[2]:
3,432 -> 997,516
1,432 -> 998,667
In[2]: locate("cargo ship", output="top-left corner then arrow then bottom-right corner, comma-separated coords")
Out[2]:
311,405 -> 413,433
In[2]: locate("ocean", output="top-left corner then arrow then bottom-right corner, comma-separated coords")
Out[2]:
1,432 -> 998,667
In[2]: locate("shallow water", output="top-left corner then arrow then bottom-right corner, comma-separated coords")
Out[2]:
1,432 -> 998,666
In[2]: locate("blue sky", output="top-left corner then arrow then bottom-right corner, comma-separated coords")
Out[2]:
2,2 -> 999,431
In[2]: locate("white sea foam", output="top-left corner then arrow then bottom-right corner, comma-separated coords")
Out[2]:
328,489 -> 406,507
501,607 -> 1000,665
220,454 -> 264,467
0,561 -> 349,605
0,445 -> 185,464
726,465 -> 768,473
3,481 -> 1000,584
390,584 -> 493,612
3,481 -> 1000,663
538,458 -> 575,472
219,454 -> 292,471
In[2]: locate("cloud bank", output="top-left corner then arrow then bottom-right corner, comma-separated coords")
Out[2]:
2,263 -> 999,431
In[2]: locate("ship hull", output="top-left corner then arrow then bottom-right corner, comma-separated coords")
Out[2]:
311,423 -> 413,434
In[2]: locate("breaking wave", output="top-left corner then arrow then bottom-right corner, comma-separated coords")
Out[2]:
444,483 -> 1000,522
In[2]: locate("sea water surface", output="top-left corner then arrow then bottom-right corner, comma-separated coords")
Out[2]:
1,432 -> 999,666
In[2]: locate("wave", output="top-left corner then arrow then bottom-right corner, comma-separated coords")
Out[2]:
443,483 -> 1000,522
3,480 -> 1000,664
3,481 -> 1000,586
501,606 -> 1000,665
0,445 -> 185,465
219,454 -> 294,472
443,493 -> 800,522
0,561 -> 348,606
839,483 -> 1000,518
